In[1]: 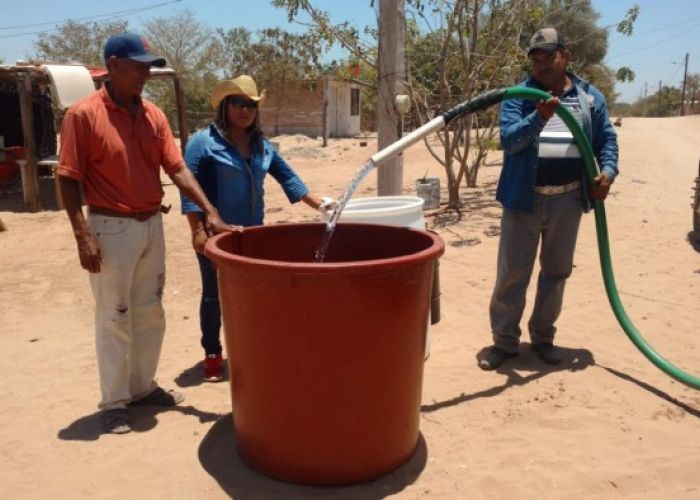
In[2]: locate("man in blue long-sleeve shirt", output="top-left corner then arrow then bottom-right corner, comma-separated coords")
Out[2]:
478,27 -> 619,370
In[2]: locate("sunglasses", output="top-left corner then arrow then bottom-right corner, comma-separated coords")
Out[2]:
228,96 -> 258,110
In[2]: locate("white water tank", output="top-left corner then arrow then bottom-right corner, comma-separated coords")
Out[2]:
338,196 -> 425,229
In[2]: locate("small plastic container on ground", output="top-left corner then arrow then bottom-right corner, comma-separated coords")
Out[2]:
205,223 -> 444,484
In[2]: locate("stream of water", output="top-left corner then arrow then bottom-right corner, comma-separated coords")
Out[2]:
314,159 -> 377,262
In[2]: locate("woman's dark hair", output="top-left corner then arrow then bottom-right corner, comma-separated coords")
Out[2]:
214,96 -> 264,153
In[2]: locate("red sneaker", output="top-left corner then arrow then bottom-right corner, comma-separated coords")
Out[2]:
203,354 -> 224,382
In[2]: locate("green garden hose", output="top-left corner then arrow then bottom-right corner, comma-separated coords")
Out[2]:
372,86 -> 700,390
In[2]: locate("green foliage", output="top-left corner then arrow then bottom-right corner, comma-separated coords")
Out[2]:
404,0 -> 534,200
616,5 -> 640,36
33,20 -> 128,66
534,0 -> 608,72
624,86 -> 682,117
215,25 -> 331,135
218,26 -> 329,89
610,101 -> 633,117
686,73 -> 700,111
274,0 -> 312,22
525,1 -> 638,107
646,86 -> 682,117
272,0 -> 376,68
616,67 -> 635,83
142,10 -> 222,132
482,135 -> 502,151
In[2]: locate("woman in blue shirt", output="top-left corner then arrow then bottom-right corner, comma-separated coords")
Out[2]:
181,75 -> 334,381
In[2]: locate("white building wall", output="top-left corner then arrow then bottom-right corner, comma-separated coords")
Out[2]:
328,79 -> 360,137
259,77 -> 360,138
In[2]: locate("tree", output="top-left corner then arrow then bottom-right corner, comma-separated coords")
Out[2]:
143,10 -> 223,131
273,0 -> 376,68
647,86 -> 682,117
216,26 -> 331,135
406,0 -> 537,208
528,1 -> 639,106
616,67 -> 635,83
276,0 -> 535,208
686,73 -> 700,113
275,0 -> 636,209
33,20 -> 128,66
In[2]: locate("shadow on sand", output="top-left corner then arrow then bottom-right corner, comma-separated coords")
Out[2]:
198,414 -> 428,499
57,404 -> 223,441
421,343 -> 595,413
599,365 -> 700,418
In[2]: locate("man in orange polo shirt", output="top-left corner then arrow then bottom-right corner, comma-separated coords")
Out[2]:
58,32 -> 229,434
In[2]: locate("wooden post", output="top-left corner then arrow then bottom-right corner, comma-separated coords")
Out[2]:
680,52 -> 689,116
377,0 -> 406,196
173,75 -> 189,155
17,72 -> 42,212
322,77 -> 329,147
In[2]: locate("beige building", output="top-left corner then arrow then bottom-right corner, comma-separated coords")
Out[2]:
260,76 -> 361,139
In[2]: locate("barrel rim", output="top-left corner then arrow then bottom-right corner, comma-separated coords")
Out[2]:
205,222 -> 444,272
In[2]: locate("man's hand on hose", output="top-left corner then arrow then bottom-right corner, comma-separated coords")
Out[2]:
589,173 -> 613,201
536,97 -> 560,120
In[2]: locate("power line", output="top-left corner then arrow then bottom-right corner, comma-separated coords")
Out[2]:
570,12 -> 700,48
610,13 -> 700,39
0,0 -> 181,37
607,22 -> 700,60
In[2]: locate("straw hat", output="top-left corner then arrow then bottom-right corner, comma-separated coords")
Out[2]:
210,75 -> 266,109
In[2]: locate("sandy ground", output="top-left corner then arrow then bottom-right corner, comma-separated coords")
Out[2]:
1,115 -> 699,499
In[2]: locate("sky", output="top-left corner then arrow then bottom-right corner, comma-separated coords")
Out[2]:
0,0 -> 698,103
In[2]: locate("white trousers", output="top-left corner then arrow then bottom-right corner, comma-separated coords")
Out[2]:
88,213 -> 166,410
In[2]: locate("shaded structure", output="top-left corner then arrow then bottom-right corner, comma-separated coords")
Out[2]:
0,62 -> 188,212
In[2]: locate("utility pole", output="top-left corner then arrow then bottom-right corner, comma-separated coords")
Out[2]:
658,80 -> 662,95
680,52 -> 689,116
377,0 -> 406,195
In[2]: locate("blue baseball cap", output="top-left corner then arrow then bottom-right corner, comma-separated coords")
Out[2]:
103,32 -> 166,67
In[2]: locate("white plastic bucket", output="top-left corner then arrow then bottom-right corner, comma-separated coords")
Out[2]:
338,196 -> 426,229
335,196 -> 432,360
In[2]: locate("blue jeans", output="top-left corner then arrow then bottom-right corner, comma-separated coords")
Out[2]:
196,253 -> 222,356
489,190 -> 583,353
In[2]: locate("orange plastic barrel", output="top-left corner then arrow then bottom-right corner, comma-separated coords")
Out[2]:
205,222 -> 444,485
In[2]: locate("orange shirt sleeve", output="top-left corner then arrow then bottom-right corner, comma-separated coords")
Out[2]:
56,105 -> 90,180
154,107 -> 184,175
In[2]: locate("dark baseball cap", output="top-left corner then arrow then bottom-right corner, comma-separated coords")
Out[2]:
103,32 -> 166,67
527,28 -> 567,55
